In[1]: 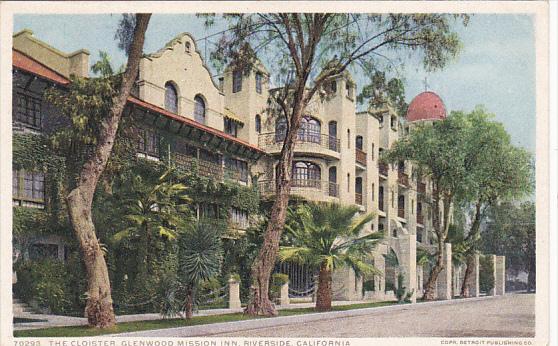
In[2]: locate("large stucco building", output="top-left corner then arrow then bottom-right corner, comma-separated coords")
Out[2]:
13,30 -> 492,305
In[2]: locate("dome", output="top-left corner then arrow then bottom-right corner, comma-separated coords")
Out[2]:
406,91 -> 446,122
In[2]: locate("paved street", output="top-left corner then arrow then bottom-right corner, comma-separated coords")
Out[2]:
213,294 -> 535,338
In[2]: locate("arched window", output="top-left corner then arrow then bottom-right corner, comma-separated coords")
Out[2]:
275,116 -> 320,143
347,129 -> 351,149
292,161 -> 321,187
164,82 -> 178,113
255,114 -> 262,134
356,135 -> 363,150
379,186 -> 384,211
185,42 -> 191,53
391,115 -> 397,130
298,116 -> 321,143
194,95 -> 206,124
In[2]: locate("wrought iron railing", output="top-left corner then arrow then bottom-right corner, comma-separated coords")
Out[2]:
398,171 -> 409,187
379,162 -> 388,177
258,132 -> 341,153
355,192 -> 363,205
355,149 -> 367,166
258,179 -> 339,198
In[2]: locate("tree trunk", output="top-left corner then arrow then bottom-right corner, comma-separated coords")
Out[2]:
66,14 -> 151,328
245,94 -> 306,317
315,262 -> 332,311
460,255 -> 475,298
184,285 -> 194,319
460,201 -> 483,298
422,243 -> 444,301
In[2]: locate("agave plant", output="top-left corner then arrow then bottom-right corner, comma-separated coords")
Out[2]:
280,202 -> 383,311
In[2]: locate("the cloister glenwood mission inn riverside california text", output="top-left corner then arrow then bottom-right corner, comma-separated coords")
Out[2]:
11,29 -> 507,315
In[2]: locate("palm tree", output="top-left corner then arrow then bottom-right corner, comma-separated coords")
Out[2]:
280,202 -> 383,311
178,220 -> 223,319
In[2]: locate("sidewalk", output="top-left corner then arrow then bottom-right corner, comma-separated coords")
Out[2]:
13,299 -> 382,331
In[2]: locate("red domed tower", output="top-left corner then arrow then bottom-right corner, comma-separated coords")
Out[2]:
406,91 -> 446,122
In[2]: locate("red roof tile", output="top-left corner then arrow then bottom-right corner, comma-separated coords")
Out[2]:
12,49 -> 264,155
13,49 -> 69,85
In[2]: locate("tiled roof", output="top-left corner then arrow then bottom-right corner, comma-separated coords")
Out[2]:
128,97 -> 263,154
13,49 -> 70,85
12,49 -> 264,155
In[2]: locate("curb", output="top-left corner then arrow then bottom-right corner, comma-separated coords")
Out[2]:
111,294 -> 512,337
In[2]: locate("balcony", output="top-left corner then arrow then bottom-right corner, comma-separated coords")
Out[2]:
355,192 -> 363,205
355,149 -> 367,166
258,179 -> 340,200
398,207 -> 405,219
258,132 -> 341,159
379,198 -> 384,212
398,171 -> 409,187
379,162 -> 388,177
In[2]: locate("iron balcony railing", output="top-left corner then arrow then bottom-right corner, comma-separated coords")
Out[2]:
355,192 -> 363,206
258,132 -> 341,153
398,171 -> 409,187
258,179 -> 339,198
355,149 -> 367,166
378,162 -> 389,177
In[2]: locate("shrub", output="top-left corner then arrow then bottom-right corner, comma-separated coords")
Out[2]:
395,273 -> 414,304
14,259 -> 83,315
480,255 -> 495,293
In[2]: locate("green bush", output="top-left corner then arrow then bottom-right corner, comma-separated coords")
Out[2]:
272,273 -> 289,286
480,255 -> 495,293
14,258 -> 84,315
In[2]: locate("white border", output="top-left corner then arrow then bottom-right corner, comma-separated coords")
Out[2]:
0,2 -> 551,345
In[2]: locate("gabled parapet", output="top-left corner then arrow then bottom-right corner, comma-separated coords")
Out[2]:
13,29 -> 90,78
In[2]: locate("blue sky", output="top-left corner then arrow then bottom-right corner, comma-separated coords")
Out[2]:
14,14 -> 536,154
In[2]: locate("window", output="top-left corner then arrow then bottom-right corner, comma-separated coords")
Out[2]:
224,118 -> 239,137
371,143 -> 375,160
194,95 -> 206,124
164,82 -> 178,113
330,80 -> 337,93
255,114 -> 262,134
13,169 -> 45,203
391,191 -> 394,208
371,183 -> 375,201
255,72 -> 263,94
137,128 -> 160,158
14,92 -> 41,129
233,70 -> 242,93
185,42 -> 191,53
198,203 -> 219,219
230,207 -> 249,229
398,161 -> 405,173
346,82 -> 353,99
391,115 -> 397,130
225,157 -> 248,182
328,167 -> 338,197
275,116 -> 320,143
347,129 -> 351,149
328,121 -> 338,151
29,243 -> 59,261
292,161 -> 321,187
347,173 -> 350,192
356,136 -> 363,150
